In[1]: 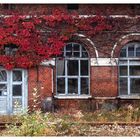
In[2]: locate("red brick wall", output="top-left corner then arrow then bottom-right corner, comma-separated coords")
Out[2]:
90,66 -> 118,97
28,66 -> 53,110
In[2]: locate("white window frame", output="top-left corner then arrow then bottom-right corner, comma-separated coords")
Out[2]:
119,42 -> 140,98
55,42 -> 91,98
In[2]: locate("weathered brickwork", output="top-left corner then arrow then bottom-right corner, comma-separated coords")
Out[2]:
1,4 -> 140,111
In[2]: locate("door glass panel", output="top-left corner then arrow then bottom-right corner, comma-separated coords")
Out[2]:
67,60 -> 78,75
81,78 -> 89,95
81,60 -> 88,75
57,78 -> 65,94
0,70 -> 7,81
119,78 -> 128,95
13,85 -> 22,96
120,66 -> 127,76
130,78 -> 140,95
0,84 -> 7,96
68,79 -> 78,94
12,98 -> 22,110
13,70 -> 22,81
57,60 -> 65,76
130,66 -> 140,76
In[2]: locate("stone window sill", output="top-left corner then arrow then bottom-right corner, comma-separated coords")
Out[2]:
118,95 -> 140,99
54,95 -> 92,99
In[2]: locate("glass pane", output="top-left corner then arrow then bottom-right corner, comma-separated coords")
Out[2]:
13,70 -> 22,81
68,79 -> 78,94
13,85 -> 22,96
66,51 -> 72,57
81,60 -> 88,75
119,66 -> 127,76
130,66 -> 140,76
119,78 -> 128,95
82,51 -> 88,58
12,98 -> 22,110
0,84 -> 7,96
136,47 -> 140,57
128,46 -> 134,57
120,49 -> 126,57
130,60 -> 140,65
73,52 -> 80,57
66,44 -> 72,51
81,78 -> 89,95
73,44 -> 80,51
67,60 -> 78,75
57,60 -> 65,76
57,78 -> 65,94
0,70 -> 7,81
82,47 -> 86,52
130,78 -> 140,95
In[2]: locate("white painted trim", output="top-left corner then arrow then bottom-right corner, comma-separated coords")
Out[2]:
111,33 -> 140,58
54,95 -> 92,99
74,33 -> 98,58
118,95 -> 140,99
94,97 -> 116,99
41,59 -> 55,66
91,58 -> 118,66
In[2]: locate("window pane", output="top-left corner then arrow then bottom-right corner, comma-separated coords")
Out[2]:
119,60 -> 128,65
119,78 -> 128,95
130,66 -> 140,76
57,60 -> 65,76
130,78 -> 140,95
0,70 -> 7,81
73,52 -> 80,57
13,85 -> 22,96
128,46 -> 134,57
129,60 -> 140,65
12,98 -> 22,110
81,60 -> 88,75
120,49 -> 126,57
66,44 -> 72,51
13,70 -> 22,81
82,51 -> 88,58
73,44 -> 80,51
68,79 -> 78,94
67,60 -> 78,75
81,78 -> 89,95
119,66 -> 127,76
0,84 -> 7,96
57,78 -> 65,94
66,51 -> 72,57
136,47 -> 140,57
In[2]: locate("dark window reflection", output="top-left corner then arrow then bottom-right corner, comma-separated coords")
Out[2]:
81,60 -> 88,75
13,70 -> 22,81
13,85 -> 22,96
120,66 -> 127,76
81,78 -> 89,95
130,66 -> 140,76
131,78 -> 140,94
0,70 -> 7,81
120,78 -> 128,95
57,78 -> 65,94
68,79 -> 78,94
67,60 -> 78,75
128,46 -> 134,57
120,49 -> 126,57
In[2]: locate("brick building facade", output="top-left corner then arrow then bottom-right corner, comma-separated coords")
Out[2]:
0,4 -> 140,114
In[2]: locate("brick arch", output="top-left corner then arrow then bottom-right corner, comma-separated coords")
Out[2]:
111,33 -> 140,58
70,33 -> 98,58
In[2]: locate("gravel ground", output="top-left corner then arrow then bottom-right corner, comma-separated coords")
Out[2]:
77,124 -> 140,136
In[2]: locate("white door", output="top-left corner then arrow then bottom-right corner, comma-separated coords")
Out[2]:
0,69 -> 28,115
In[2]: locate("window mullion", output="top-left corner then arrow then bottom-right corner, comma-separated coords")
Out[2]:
78,60 -> 81,95
128,60 -> 130,95
65,60 -> 68,95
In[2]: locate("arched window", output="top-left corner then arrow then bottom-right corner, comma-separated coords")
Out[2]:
119,42 -> 140,96
56,42 -> 89,96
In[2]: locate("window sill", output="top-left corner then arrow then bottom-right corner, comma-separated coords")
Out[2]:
54,95 -> 92,99
118,95 -> 140,99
